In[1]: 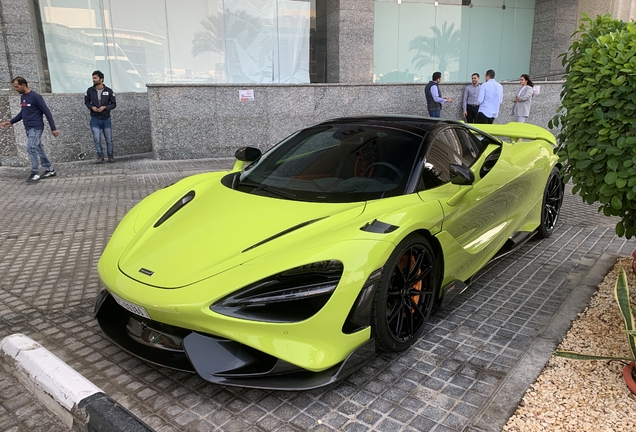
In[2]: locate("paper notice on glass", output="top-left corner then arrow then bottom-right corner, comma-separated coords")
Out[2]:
239,89 -> 254,101
533,85 -> 540,95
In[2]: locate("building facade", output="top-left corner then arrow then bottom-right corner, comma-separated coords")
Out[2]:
0,0 -> 634,166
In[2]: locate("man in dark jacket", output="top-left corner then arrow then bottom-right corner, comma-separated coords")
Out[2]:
424,71 -> 452,118
0,77 -> 59,182
85,70 -> 116,163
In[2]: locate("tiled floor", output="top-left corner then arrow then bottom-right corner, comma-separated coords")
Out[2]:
1,155 -> 634,431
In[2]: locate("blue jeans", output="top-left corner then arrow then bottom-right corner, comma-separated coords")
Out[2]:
26,128 -> 53,175
90,117 -> 114,157
428,110 -> 441,118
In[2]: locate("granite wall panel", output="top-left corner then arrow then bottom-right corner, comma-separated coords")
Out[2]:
1,93 -> 151,166
147,82 -> 565,161
0,0 -> 32,24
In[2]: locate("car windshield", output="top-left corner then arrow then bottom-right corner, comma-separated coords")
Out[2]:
235,124 -> 423,202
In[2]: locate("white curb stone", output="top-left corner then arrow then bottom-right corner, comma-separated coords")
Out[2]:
1,333 -> 153,431
1,333 -> 100,428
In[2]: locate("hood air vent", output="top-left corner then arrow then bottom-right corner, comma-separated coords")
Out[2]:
154,190 -> 196,228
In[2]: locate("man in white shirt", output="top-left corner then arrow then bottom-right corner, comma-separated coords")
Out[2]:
476,69 -> 503,124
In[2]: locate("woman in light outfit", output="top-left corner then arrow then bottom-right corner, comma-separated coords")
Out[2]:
512,74 -> 534,123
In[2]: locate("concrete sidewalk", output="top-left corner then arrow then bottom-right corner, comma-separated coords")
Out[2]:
1,154 -> 634,431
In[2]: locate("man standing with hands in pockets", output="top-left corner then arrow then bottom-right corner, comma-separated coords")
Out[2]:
85,70 -> 116,163
0,77 -> 59,183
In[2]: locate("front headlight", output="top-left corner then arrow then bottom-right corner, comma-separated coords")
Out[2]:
210,260 -> 343,323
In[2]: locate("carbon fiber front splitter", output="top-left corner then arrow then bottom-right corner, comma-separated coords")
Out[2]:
94,290 -> 374,390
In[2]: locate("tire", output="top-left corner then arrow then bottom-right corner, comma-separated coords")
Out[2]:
536,166 -> 564,239
371,234 -> 440,352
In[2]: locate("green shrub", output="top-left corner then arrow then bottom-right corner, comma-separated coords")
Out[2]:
549,14 -> 636,238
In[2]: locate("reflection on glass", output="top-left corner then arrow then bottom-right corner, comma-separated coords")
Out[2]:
37,0 -> 319,93
409,22 -> 462,80
103,0 -> 168,91
374,0 -> 535,83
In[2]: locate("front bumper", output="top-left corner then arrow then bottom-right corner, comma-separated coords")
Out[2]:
95,290 -> 374,390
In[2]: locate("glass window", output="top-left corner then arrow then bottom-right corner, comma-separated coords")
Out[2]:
37,0 -> 322,93
102,0 -> 169,90
421,125 -> 474,189
451,127 -> 481,164
374,0 -> 535,83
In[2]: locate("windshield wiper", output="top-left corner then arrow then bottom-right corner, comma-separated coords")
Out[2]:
255,184 -> 296,199
238,181 -> 296,199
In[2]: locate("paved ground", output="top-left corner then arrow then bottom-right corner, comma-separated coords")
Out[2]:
1,154 -> 634,432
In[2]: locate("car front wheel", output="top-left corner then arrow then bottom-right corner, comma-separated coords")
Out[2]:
372,234 -> 439,352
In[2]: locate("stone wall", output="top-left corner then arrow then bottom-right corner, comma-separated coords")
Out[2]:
148,81 -> 564,160
1,92 -> 151,166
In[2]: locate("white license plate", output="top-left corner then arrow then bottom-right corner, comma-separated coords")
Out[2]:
111,292 -> 151,319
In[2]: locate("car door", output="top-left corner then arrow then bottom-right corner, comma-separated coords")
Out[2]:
417,125 -> 518,283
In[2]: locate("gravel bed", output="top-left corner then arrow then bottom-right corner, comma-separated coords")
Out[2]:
504,256 -> 636,431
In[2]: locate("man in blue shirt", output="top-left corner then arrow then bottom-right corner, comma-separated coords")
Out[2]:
0,77 -> 59,182
476,69 -> 503,124
462,73 -> 481,123
425,72 -> 452,118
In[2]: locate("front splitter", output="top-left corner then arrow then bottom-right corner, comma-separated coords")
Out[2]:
94,290 -> 375,390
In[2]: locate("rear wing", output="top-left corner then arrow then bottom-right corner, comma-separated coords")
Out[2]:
471,122 -> 556,146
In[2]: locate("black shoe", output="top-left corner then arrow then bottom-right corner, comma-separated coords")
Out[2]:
26,173 -> 40,183
95,155 -> 104,164
108,156 -> 114,163
42,170 -> 56,178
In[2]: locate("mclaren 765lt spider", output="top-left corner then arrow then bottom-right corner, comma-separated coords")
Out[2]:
95,116 -> 564,390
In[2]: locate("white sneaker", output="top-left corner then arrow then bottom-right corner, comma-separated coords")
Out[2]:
26,173 -> 40,183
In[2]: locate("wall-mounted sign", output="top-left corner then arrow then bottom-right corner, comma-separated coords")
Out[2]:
239,89 -> 254,101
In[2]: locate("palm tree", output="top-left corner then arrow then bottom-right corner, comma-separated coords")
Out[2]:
191,9 -> 263,57
409,22 -> 462,74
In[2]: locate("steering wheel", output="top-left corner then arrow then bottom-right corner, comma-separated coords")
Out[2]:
362,162 -> 403,182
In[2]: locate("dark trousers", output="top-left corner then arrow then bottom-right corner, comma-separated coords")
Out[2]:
428,110 -> 441,118
466,105 -> 479,123
476,112 -> 495,124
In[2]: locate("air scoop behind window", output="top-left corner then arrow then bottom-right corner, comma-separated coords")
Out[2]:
154,190 -> 195,228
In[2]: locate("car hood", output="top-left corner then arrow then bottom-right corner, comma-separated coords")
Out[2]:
118,177 -> 365,288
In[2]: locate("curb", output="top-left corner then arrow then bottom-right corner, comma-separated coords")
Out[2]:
0,333 -> 154,432
465,252 -> 620,432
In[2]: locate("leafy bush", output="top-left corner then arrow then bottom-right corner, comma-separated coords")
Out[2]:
550,14 -> 636,238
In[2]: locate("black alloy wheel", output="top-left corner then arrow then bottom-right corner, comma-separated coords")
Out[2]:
372,234 -> 439,352
537,166 -> 564,238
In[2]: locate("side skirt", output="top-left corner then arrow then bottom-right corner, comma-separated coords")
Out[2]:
491,230 -> 536,261
438,230 -> 536,308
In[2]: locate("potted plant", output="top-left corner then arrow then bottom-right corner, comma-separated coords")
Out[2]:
554,268 -> 636,395
549,14 -> 636,239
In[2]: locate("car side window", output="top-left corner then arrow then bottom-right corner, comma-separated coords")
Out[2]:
420,134 -> 465,190
452,127 -> 481,165
431,128 -> 476,166
468,129 -> 499,150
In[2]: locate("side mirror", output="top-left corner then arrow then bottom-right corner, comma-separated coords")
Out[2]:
449,164 -> 474,186
232,147 -> 262,172
235,147 -> 262,162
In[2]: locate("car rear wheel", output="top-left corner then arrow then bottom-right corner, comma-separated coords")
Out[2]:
537,166 -> 564,239
372,234 -> 439,352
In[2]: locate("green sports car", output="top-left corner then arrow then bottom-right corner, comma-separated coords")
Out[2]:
95,116 -> 564,390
